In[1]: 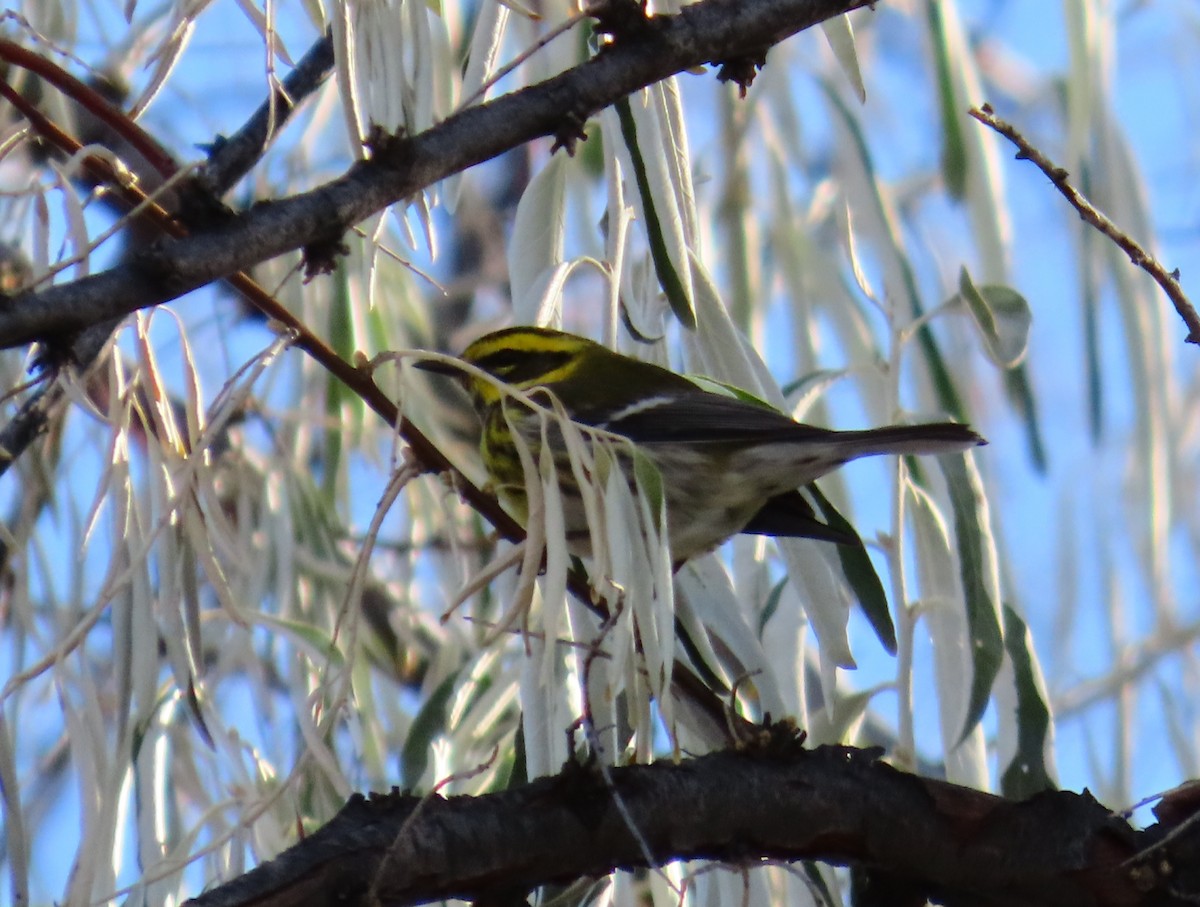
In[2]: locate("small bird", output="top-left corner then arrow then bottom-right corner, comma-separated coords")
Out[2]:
419,327 -> 985,563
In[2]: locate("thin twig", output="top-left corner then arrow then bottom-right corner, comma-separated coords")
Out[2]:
969,103 -> 1200,345
455,11 -> 588,113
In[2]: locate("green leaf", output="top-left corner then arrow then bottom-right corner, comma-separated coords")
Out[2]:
401,670 -> 462,790
807,484 -> 896,655
630,446 -> 665,520
939,453 -> 1003,742
957,267 -> 1032,369
757,576 -> 788,636
256,614 -> 345,668
780,367 -> 847,406
614,96 -> 696,329
927,0 -> 968,199
951,269 -> 1045,472
322,264 -> 357,504
999,605 -> 1056,798
1078,184 -> 1104,443
674,616 -> 729,694
805,862 -> 838,907
685,375 -> 773,408
1003,364 -> 1048,474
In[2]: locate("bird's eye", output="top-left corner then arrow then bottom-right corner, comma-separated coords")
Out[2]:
478,350 -> 524,377
477,349 -> 571,383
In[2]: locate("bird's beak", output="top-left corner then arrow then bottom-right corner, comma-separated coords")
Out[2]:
413,356 -> 462,377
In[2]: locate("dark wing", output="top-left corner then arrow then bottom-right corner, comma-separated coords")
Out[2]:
741,490 -> 857,545
584,387 -> 834,445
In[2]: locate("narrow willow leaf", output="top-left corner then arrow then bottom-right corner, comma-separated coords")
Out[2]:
685,252 -> 773,398
777,538 -> 856,669
807,484 -> 896,655
402,670 -> 462,790
537,437 -> 569,689
1003,366 -> 1048,474
926,0 -> 968,199
323,265 -> 359,503
630,446 -> 665,520
0,715 -> 29,906
1079,201 -> 1104,443
805,863 -> 838,907
491,0 -> 541,17
821,80 -> 966,421
998,605 -> 1056,799
685,375 -> 771,408
614,96 -> 696,329
757,576 -> 788,636
909,480 -> 987,787
677,558 -> 787,719
509,153 -> 567,317
822,685 -> 886,744
957,267 -> 1032,369
674,613 -> 728,694
257,613 -> 346,668
780,368 -> 848,413
460,0 -> 509,106
821,15 -> 865,103
939,453 -> 1003,742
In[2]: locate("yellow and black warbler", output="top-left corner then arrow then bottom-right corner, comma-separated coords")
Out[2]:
420,327 -> 985,562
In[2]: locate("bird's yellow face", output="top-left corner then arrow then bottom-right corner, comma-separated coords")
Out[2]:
456,327 -> 600,409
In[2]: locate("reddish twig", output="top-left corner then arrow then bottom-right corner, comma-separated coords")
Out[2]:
969,103 -> 1200,346
0,52 -> 521,549
0,38 -> 179,179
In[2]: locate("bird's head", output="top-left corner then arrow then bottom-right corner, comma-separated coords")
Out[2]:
417,327 -> 606,409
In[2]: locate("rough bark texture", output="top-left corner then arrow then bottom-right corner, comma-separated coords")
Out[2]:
0,0 -> 873,349
184,744 -> 1199,907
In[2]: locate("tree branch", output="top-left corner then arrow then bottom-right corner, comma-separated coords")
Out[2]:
182,741 -> 1195,907
0,0 -> 874,348
969,103 -> 1200,346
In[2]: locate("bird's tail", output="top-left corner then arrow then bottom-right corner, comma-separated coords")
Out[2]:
829,422 -> 986,459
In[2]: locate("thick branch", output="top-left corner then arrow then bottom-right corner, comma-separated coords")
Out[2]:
0,0 -> 873,349
182,743 -> 1196,907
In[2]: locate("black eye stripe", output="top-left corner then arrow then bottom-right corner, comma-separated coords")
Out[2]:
477,349 -> 572,382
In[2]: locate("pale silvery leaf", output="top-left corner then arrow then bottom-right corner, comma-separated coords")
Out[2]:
939,451 -> 1004,743
784,369 -> 850,422
604,97 -> 696,328
824,79 -> 968,423
519,632 -> 571,779
776,539 -> 856,670
445,1 -> 509,211
996,607 -> 1057,798
491,0 -> 541,18
335,0 -> 447,145
509,153 -> 567,320
925,0 -> 1017,346
537,435 -> 569,689
603,451 -> 671,704
460,4 -> 509,102
517,257 -> 610,330
676,559 -> 788,720
683,252 -> 779,404
908,481 -> 987,788
0,714 -> 28,904
821,15 -> 865,104
651,79 -> 698,243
